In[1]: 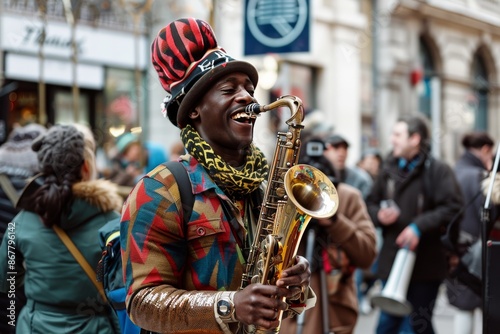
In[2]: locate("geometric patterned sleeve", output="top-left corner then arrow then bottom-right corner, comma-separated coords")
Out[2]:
120,173 -> 221,333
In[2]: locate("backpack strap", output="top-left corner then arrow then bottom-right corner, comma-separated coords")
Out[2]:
0,174 -> 20,206
53,225 -> 107,302
162,161 -> 194,224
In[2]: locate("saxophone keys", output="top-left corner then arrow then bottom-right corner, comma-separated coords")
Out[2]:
276,187 -> 285,197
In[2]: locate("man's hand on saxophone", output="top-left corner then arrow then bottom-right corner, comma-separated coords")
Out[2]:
233,255 -> 311,330
276,255 -> 312,299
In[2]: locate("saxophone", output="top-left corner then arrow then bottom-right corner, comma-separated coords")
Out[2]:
240,95 -> 339,333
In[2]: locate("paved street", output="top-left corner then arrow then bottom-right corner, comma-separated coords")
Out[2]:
354,284 -> 483,334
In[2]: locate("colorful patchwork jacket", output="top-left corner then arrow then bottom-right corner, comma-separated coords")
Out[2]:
121,156 -> 259,333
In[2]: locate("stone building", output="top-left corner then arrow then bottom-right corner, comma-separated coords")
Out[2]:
147,0 -> 500,164
0,0 -> 498,166
374,0 -> 500,163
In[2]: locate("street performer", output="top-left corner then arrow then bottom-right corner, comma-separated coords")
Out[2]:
120,18 -> 315,333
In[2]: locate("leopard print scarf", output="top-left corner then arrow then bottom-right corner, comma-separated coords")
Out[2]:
181,125 -> 268,199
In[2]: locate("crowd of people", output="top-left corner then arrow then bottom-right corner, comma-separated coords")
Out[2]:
0,16 -> 498,334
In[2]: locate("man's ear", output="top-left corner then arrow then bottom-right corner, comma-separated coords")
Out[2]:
409,133 -> 421,148
189,108 -> 200,120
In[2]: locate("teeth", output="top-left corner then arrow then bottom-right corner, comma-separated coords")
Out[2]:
231,112 -> 256,120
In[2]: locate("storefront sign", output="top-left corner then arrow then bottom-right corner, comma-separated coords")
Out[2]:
1,14 -> 147,69
21,26 -> 84,53
6,53 -> 104,89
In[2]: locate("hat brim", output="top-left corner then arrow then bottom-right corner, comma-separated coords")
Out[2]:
176,60 -> 259,128
331,141 -> 349,148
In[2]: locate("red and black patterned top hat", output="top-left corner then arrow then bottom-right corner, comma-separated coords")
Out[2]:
151,18 -> 259,128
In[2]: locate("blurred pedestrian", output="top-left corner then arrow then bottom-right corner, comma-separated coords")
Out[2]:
0,123 -> 46,334
445,132 -> 495,334
280,137 -> 377,334
324,134 -> 373,199
356,148 -> 384,315
366,115 -> 463,334
108,132 -> 168,187
358,148 -> 383,180
0,124 -> 122,333
323,134 -> 376,317
169,140 -> 185,161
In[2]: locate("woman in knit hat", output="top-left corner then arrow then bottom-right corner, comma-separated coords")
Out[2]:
0,123 -> 46,334
0,123 -> 123,334
107,132 -> 168,187
121,18 -> 313,333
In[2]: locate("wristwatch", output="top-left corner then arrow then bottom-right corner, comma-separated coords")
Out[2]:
216,291 -> 237,323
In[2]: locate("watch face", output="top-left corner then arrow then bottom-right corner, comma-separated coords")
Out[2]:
217,299 -> 232,316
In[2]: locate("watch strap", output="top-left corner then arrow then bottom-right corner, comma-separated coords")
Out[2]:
214,290 -> 237,334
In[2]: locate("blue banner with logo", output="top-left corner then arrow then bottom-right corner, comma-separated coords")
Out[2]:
244,0 -> 310,56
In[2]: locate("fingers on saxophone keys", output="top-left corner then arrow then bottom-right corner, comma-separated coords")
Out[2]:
261,306 -> 277,322
273,285 -> 291,298
273,298 -> 288,314
289,286 -> 303,300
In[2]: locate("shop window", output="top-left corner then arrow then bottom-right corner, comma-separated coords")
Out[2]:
418,38 -> 435,118
7,90 -> 38,126
54,90 -> 90,125
472,53 -> 489,131
101,68 -> 138,139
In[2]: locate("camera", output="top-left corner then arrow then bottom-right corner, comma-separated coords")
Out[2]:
306,140 -> 325,157
300,139 -> 336,183
300,138 -> 339,234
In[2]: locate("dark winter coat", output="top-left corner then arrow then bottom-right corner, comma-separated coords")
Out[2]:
446,151 -> 496,310
0,173 -> 28,334
0,174 -> 27,240
367,151 -> 463,282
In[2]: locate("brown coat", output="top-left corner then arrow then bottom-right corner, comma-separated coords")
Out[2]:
280,183 -> 377,334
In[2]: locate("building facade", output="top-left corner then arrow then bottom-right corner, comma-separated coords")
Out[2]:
1,0 -> 499,166
0,0 -> 150,151
375,0 -> 500,164
147,0 -> 500,165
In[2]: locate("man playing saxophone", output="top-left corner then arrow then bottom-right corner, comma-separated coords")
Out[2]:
120,18 -> 314,334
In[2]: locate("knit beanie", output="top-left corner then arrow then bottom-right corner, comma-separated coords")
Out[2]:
31,124 -> 85,178
116,132 -> 139,155
151,17 -> 259,128
0,123 -> 47,178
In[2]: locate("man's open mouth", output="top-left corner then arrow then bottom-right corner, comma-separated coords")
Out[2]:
231,112 -> 256,124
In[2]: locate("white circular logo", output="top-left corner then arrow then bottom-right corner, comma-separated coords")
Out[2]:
247,0 -> 308,48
